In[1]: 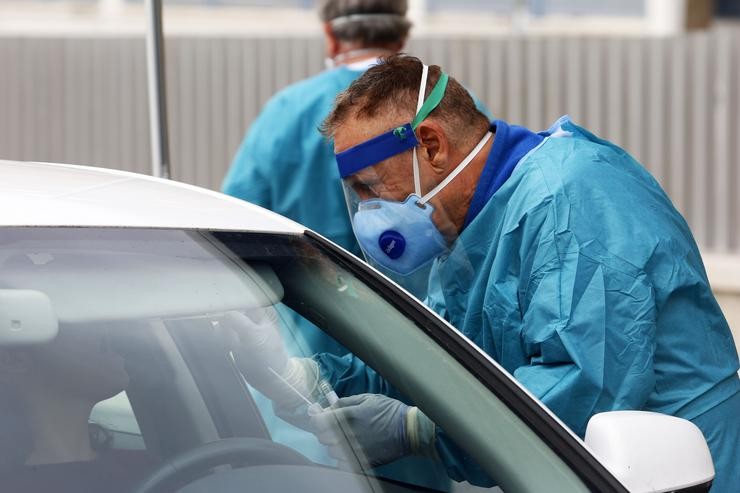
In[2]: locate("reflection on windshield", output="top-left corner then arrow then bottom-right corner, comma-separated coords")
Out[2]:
0,228 -> 495,492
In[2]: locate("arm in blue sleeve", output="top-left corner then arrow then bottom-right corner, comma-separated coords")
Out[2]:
512,249 -> 657,437
315,352 -> 496,486
425,254 -> 656,487
434,429 -> 495,487
313,353 -> 406,402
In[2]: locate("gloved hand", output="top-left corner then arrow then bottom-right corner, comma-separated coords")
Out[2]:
309,393 -> 437,467
222,309 -> 319,410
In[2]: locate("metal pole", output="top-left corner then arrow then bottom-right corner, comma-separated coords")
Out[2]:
145,0 -> 171,179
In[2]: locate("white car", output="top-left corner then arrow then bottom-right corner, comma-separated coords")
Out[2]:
0,161 -> 714,493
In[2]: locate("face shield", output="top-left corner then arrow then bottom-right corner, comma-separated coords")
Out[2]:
336,65 -> 492,281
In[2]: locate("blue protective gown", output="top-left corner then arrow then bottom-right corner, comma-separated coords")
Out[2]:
320,117 -> 740,490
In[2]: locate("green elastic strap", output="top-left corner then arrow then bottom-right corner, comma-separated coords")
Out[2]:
411,72 -> 449,130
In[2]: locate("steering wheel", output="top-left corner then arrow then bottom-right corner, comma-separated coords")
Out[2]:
132,437 -> 313,493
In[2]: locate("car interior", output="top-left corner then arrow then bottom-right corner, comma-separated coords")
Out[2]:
0,227 -> 589,493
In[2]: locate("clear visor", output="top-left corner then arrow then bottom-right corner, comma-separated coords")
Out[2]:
335,64 -> 479,297
341,154 -> 448,299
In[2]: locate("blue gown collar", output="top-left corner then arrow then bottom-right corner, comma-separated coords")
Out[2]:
463,120 -> 544,229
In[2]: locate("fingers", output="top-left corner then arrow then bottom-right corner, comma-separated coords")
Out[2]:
310,406 -> 358,447
222,309 -> 280,350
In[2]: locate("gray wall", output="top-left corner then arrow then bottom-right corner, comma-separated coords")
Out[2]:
1,27 -> 739,253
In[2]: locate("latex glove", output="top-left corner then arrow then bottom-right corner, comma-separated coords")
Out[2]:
222,309 -> 319,409
309,393 -> 437,467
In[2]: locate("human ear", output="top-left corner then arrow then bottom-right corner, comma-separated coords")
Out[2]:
416,120 -> 449,175
323,23 -> 340,58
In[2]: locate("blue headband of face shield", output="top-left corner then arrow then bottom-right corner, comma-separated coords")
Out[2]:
335,71 -> 449,178
336,124 -> 418,179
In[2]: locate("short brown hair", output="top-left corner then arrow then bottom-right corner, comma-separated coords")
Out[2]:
322,55 -> 489,145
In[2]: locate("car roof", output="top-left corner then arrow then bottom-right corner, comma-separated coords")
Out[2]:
0,160 -> 304,233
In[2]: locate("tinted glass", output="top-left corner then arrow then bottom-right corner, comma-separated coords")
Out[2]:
0,227 -> 584,492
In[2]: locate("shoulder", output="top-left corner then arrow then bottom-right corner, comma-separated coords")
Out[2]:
266,68 -> 359,113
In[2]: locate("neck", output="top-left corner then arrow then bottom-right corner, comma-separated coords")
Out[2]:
332,44 -> 396,65
434,132 -> 495,240
22,388 -> 96,465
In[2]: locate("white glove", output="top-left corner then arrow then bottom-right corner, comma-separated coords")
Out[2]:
223,309 -> 320,409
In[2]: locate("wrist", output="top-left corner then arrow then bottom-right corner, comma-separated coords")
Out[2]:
271,357 -> 321,408
405,407 -> 438,459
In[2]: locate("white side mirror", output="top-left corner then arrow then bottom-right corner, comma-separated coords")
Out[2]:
585,411 -> 714,493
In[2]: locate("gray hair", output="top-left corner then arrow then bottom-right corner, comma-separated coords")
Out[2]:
319,0 -> 411,45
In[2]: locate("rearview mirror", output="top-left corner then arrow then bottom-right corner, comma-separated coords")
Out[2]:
0,289 -> 58,346
585,411 -> 714,493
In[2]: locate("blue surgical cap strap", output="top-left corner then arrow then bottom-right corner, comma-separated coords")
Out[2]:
335,69 -> 449,179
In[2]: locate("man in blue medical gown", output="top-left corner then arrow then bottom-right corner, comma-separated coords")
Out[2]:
302,55 -> 738,491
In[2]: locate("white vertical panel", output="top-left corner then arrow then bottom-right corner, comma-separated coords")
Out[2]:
464,38 -> 487,106
690,31 -> 711,248
27,40 -> 50,162
47,39 -> 66,162
65,39 -> 94,166
92,39 -> 115,168
165,37 -> 181,180
584,38 -> 603,136
525,37 -> 544,130
132,37 -> 150,176
192,39 -> 212,188
223,37 -> 245,183
712,28 -> 732,253
257,38 -> 276,108
605,39 -> 624,146
176,37 -> 197,185
20,39 -> 35,160
240,36 -> 259,133
625,39 -> 645,163
485,38 -> 505,118
446,38 -> 467,85
0,39 -> 17,158
646,38 -> 666,184
208,38 -> 228,191
307,38 -> 325,77
564,37 -> 583,124
734,29 -> 740,252
272,38 -> 292,94
668,35 -> 688,213
543,37 -> 564,125
505,37 -> 524,125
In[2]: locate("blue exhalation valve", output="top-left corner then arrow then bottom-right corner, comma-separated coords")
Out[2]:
378,230 -> 406,259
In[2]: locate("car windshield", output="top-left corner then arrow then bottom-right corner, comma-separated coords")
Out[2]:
0,227 -> 586,493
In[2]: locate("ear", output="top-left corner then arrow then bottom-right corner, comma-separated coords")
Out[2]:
389,38 -> 406,52
416,120 -> 449,175
323,23 -> 340,59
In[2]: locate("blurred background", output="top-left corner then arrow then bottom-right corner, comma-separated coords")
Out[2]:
0,0 -> 738,350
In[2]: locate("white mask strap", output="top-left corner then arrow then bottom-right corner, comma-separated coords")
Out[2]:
418,131 -> 493,206
412,64 -> 429,198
